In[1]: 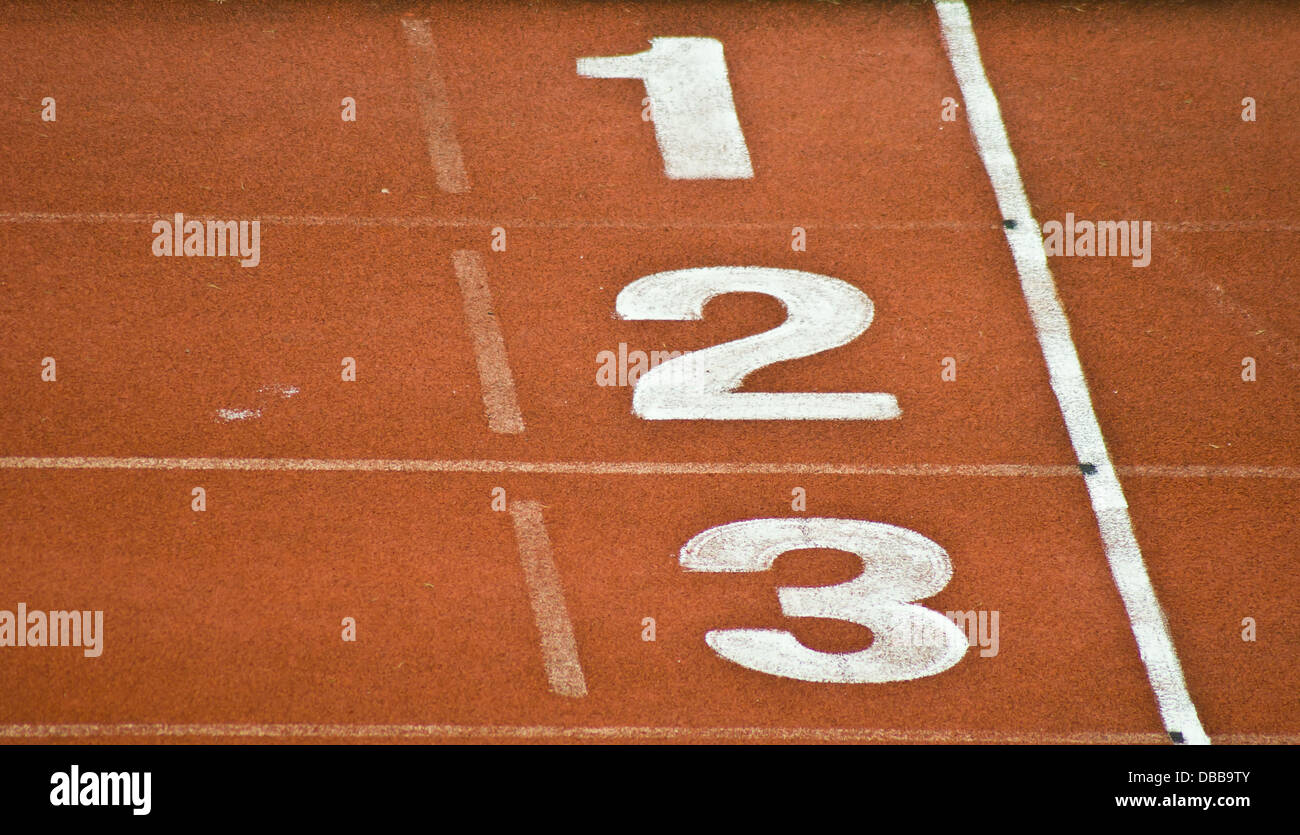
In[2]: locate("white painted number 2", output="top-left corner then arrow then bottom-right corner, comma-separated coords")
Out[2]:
577,37 -> 754,179
616,267 -> 901,420
681,518 -> 968,683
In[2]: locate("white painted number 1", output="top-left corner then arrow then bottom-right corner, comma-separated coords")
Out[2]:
578,37 -> 754,179
681,518 -> 968,683
616,267 -> 900,420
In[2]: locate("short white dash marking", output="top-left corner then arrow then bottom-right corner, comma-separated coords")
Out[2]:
259,383 -> 299,399
451,250 -> 526,434
935,0 -> 1208,745
214,408 -> 261,422
2,211 -> 1293,233
508,500 -> 587,698
400,19 -> 470,194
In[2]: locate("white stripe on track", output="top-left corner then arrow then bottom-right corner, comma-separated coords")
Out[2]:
451,250 -> 527,434
4,723 -> 1297,743
0,723 -> 1174,743
934,0 -> 1209,745
0,211 -> 986,231
0,211 -> 1294,232
508,501 -> 588,698
400,19 -> 471,194
0,457 -> 1296,479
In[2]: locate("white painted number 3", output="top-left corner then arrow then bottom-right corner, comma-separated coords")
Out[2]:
578,37 -> 754,179
616,267 -> 901,420
680,518 -> 968,683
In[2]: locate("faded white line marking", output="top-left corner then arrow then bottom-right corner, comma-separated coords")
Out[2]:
0,457 -> 1296,478
1122,464 -> 1300,479
1,211 -> 1294,232
508,500 -> 587,698
451,250 -> 526,434
0,723 -> 1183,743
936,0 -> 1208,745
215,383 -> 301,423
400,19 -> 470,194
214,408 -> 261,422
259,383 -> 300,399
1165,243 -> 1300,374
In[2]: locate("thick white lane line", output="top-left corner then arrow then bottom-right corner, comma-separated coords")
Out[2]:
0,723 -> 1178,743
451,250 -> 526,434
1,457 -> 1297,479
935,0 -> 1209,745
400,18 -> 470,194
507,501 -> 588,698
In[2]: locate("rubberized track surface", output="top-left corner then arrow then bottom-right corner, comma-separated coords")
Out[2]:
0,0 -> 1296,744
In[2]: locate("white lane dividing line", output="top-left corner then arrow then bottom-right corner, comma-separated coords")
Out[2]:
3,212 -> 1297,233
507,500 -> 588,698
451,250 -> 526,434
0,212 -> 986,230
400,18 -> 471,194
0,724 -> 1175,743
935,0 -> 1209,745
1,457 -> 1298,479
